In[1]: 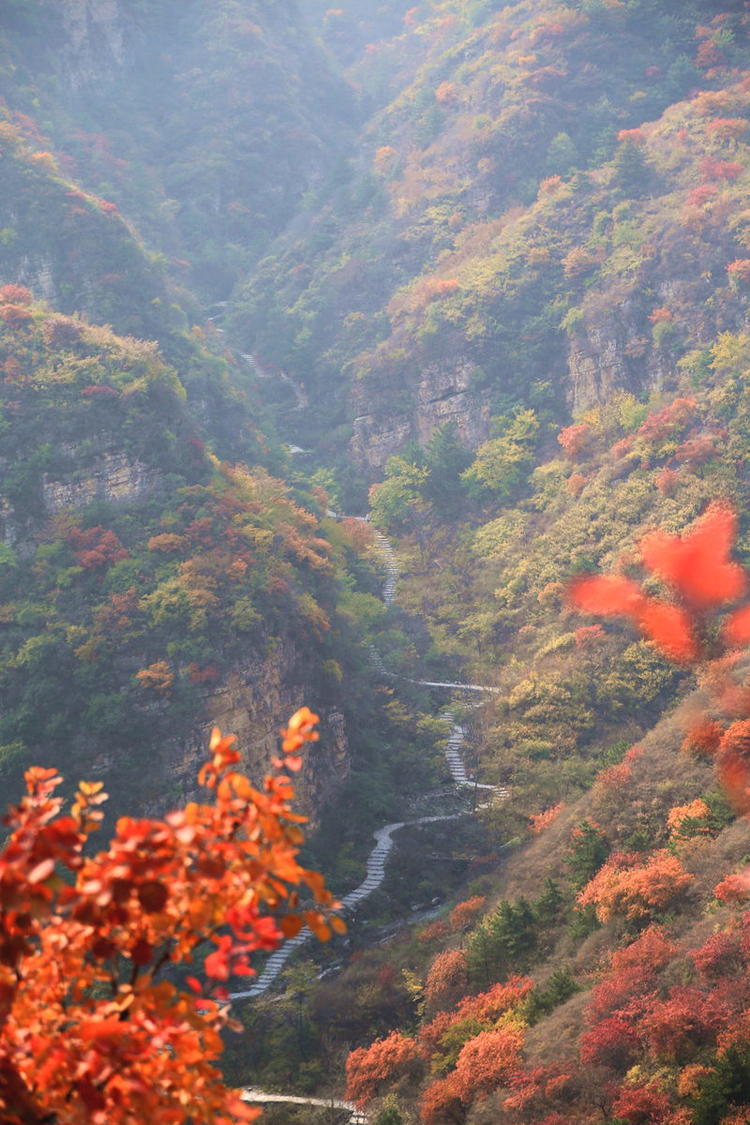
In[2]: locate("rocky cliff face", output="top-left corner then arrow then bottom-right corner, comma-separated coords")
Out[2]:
209,649 -> 348,824
57,0 -> 127,88
351,357 -> 493,474
83,642 -> 350,825
41,452 -> 160,517
139,642 -> 349,826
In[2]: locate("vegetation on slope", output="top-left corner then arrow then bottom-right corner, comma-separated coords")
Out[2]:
0,289 -> 380,816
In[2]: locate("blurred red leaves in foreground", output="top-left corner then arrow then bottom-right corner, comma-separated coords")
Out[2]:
0,709 -> 341,1125
571,501 -> 750,816
570,502 -> 750,663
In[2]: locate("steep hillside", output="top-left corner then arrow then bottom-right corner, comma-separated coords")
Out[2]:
229,0 -> 750,488
6,0 -> 750,1120
0,0 -> 356,298
0,289 -> 380,820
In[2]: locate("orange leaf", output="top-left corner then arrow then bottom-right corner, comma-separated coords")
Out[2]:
280,914 -> 303,937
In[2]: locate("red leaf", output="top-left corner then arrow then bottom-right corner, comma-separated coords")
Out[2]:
569,575 -> 645,617
131,939 -> 153,966
724,604 -> 750,647
637,598 -> 698,663
640,502 -> 746,608
137,881 -> 168,913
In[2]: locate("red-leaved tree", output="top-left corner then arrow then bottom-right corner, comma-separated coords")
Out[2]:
0,708 -> 341,1124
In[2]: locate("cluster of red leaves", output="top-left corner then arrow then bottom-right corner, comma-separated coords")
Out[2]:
713,872 -> 750,903
667,799 -> 711,844
187,663 -> 221,685
0,286 -> 31,306
423,948 -> 468,1012
418,976 -> 533,1055
712,720 -> 750,815
617,127 -> 646,144
577,921 -> 750,1107
503,1065 -> 574,1119
561,504 -> 750,1120
595,762 -> 632,791
692,931 -> 742,980
67,525 -> 129,571
727,258 -> 750,283
557,423 -> 593,460
449,895 -> 486,931
419,1025 -> 525,1125
700,156 -> 744,181
706,117 -> 750,140
81,384 -> 119,400
681,717 -> 723,758
135,660 -> 174,696
570,502 -> 750,664
580,922 -> 746,1098
0,304 -> 33,328
674,433 -> 717,468
637,397 -> 696,444
687,183 -> 719,208
610,1083 -> 672,1124
416,919 -> 450,944
567,472 -> 587,497
641,986 -> 732,1061
0,711 -> 340,1125
656,467 -> 680,496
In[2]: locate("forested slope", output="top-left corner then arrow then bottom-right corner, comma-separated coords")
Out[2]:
5,1 -> 750,1121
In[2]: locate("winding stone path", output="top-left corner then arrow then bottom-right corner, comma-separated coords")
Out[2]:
373,530 -> 398,607
230,529 -> 505,1001
242,1089 -> 367,1123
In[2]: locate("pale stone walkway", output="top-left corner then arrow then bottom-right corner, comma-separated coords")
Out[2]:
229,528 -> 505,1003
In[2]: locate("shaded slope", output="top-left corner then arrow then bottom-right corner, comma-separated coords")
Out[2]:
0,0 -> 358,300
229,1 -> 750,485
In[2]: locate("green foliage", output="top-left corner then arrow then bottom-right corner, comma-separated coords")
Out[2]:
567,820 -> 611,890
611,140 -> 651,197
423,424 -> 473,516
521,967 -> 581,1024
466,880 -> 567,988
0,298 -> 376,815
370,457 -> 428,532
467,897 -> 537,987
689,1045 -> 750,1125
373,1102 -> 404,1125
462,410 -> 539,499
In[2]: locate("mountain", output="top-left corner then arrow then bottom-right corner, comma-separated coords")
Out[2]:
5,1 -> 750,1122
0,0 -> 357,299
229,0 -> 750,488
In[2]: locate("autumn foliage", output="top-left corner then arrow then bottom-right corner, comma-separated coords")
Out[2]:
346,1032 -> 423,1108
0,709 -> 340,1124
577,850 -> 693,922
